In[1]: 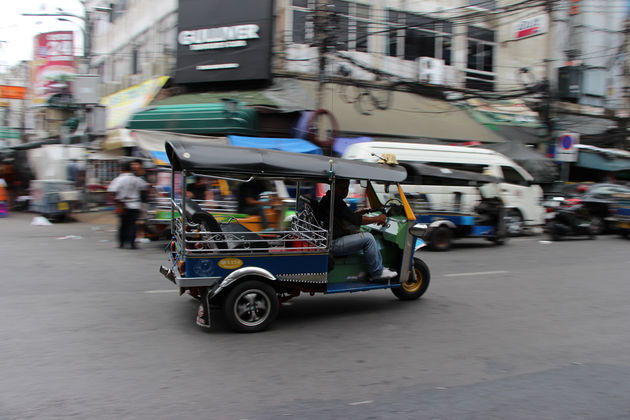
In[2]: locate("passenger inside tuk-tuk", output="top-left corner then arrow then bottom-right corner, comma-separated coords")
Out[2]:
319,179 -> 398,280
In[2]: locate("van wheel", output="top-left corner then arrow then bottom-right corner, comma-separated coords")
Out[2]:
223,280 -> 279,333
505,210 -> 524,237
392,258 -> 430,300
429,226 -> 452,251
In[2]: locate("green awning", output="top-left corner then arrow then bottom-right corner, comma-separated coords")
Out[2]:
125,103 -> 259,135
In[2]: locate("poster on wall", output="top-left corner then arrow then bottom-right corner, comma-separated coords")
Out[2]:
30,31 -> 76,106
175,0 -> 274,84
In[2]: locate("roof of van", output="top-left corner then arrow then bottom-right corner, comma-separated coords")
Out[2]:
344,141 -> 500,157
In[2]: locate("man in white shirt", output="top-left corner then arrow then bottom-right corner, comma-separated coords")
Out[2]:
107,160 -> 149,249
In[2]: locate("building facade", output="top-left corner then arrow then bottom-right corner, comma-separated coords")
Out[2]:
84,0 -> 627,146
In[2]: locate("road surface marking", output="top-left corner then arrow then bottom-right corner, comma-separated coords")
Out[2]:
444,270 -> 508,277
144,289 -> 178,294
348,400 -> 373,406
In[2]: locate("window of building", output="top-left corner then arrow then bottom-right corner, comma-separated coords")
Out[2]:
386,10 -> 452,65
132,48 -> 140,74
291,0 -> 371,52
466,26 -> 495,91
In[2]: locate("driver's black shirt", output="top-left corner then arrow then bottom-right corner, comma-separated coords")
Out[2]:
319,190 -> 362,239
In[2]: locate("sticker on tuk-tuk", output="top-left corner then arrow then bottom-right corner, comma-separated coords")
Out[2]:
218,258 -> 243,270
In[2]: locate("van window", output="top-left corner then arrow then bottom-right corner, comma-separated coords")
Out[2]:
501,166 -> 528,185
425,162 -> 486,173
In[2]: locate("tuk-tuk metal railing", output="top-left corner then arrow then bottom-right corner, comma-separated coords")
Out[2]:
172,211 -> 328,254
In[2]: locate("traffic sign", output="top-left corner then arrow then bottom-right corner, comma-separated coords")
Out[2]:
555,133 -> 580,162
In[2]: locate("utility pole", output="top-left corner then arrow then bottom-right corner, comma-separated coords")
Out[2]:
311,1 -> 338,109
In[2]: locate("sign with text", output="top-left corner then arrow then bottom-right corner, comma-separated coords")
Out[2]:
512,15 -> 548,40
31,31 -> 76,106
175,0 -> 274,84
555,133 -> 580,162
100,76 -> 169,129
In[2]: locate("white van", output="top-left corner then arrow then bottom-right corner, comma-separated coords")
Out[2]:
342,141 -> 545,233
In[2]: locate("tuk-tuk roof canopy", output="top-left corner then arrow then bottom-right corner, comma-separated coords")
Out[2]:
400,162 -> 499,184
165,140 -> 407,182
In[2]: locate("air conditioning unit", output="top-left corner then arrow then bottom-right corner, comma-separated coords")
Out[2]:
417,57 -> 445,85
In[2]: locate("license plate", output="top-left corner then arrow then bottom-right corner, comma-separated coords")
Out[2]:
58,202 -> 69,211
619,222 -> 630,229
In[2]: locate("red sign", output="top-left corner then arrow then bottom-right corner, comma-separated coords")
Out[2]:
0,85 -> 27,99
513,15 -> 548,40
31,31 -> 76,106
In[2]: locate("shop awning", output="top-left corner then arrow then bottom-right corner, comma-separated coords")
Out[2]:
461,98 -> 545,145
228,135 -> 322,154
576,145 -> 630,172
126,103 -> 259,136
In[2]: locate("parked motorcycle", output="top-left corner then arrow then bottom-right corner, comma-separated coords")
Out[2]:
546,198 -> 597,240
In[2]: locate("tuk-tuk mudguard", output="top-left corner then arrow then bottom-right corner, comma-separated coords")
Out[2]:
209,266 -> 276,300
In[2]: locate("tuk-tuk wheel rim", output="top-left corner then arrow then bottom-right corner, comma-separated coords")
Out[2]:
233,288 -> 272,327
401,267 -> 423,293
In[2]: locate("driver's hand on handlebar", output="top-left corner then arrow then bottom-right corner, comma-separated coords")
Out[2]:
363,213 -> 387,226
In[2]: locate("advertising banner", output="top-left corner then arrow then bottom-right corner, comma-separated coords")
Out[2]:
100,76 -> 170,129
31,31 -> 76,106
176,0 -> 274,84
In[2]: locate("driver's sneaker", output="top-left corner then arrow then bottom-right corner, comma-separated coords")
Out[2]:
371,267 -> 398,281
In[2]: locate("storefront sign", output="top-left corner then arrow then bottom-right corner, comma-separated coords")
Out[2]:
512,15 -> 548,40
31,31 -> 76,106
176,0 -> 273,84
0,85 -> 27,100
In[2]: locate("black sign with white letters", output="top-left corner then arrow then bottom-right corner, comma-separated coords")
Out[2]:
176,0 -> 274,84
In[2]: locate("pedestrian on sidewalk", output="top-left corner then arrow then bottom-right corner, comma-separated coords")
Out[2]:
107,160 -> 149,249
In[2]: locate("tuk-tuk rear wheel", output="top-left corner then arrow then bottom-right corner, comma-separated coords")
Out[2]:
392,258 -> 430,300
222,280 -> 279,333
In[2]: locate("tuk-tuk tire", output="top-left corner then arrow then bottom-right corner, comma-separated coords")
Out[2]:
222,280 -> 279,333
392,257 -> 430,300
492,236 -> 508,246
429,226 -> 452,251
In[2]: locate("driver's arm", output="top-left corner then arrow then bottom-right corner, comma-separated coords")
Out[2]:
362,213 -> 387,226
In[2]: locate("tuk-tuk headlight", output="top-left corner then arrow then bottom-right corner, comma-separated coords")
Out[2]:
409,223 -> 428,238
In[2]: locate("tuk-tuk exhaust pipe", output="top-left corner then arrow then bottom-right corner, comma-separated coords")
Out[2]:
160,265 -> 176,284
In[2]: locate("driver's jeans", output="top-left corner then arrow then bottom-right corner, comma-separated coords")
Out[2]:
330,232 -> 383,277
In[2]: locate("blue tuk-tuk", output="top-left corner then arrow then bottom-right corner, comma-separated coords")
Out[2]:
159,140 -> 430,332
399,162 -> 508,251
611,192 -> 630,238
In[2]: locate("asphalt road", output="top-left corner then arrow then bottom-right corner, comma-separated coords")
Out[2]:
1,212 -> 630,420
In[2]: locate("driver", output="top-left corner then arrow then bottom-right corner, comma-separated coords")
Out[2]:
319,179 -> 398,280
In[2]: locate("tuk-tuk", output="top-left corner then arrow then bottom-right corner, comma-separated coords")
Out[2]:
398,162 -> 508,251
611,192 -> 630,238
159,141 -> 430,332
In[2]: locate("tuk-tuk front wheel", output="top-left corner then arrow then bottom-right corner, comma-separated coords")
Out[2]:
392,258 -> 430,300
223,280 -> 279,333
